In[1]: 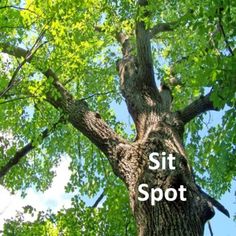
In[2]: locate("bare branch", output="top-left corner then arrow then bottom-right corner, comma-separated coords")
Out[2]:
208,221 -> 214,236
178,92 -> 218,124
91,190 -> 105,208
149,10 -> 194,38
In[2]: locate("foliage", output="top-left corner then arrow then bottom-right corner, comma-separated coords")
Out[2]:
0,0 -> 235,234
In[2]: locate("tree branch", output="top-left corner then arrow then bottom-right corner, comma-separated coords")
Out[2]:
0,5 -> 39,15
46,75 -> 124,156
197,185 -> 230,218
217,5 -> 234,56
0,43 -> 125,168
91,190 -> 105,208
116,32 -> 132,58
150,22 -> 176,38
0,118 -> 62,179
0,95 -> 36,105
0,40 -> 46,98
136,0 -> 155,88
218,21 -> 234,56
208,221 -> 214,236
149,9 -> 194,38
178,92 -> 218,124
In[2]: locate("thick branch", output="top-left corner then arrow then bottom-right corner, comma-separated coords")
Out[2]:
178,92 -> 218,124
1,43 -> 125,163
0,42 -> 29,58
116,32 -> 132,58
115,0 -> 163,139
46,77 -> 124,157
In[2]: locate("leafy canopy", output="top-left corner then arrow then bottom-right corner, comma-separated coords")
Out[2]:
0,0 -> 235,234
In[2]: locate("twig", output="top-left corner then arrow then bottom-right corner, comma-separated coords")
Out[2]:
218,21 -> 234,56
81,90 -> 115,101
208,221 -> 213,236
218,7 -> 234,56
92,190 -> 105,208
0,5 -> 39,16
0,30 -> 47,98
0,95 -> 37,105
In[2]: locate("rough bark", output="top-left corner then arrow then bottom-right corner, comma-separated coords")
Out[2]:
114,1 -> 216,235
0,120 -> 58,179
113,117 -> 214,236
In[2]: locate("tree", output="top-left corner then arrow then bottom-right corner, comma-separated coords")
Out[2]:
0,0 -> 235,235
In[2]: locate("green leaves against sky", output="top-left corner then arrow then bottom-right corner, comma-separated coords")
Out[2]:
0,0 -> 235,234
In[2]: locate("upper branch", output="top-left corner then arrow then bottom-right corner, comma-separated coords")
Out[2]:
116,32 -> 132,58
149,9 -> 194,39
178,92 -> 218,124
149,22 -> 176,38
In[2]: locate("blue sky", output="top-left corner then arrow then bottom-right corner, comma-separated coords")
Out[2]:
205,181 -> 236,236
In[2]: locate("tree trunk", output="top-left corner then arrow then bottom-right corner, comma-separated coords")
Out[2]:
114,2 -> 216,234
115,123 -> 214,236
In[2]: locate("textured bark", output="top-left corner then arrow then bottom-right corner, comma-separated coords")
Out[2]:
1,42 -> 216,236
114,1 -> 215,234
114,126 -> 214,236
115,60 -> 215,236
